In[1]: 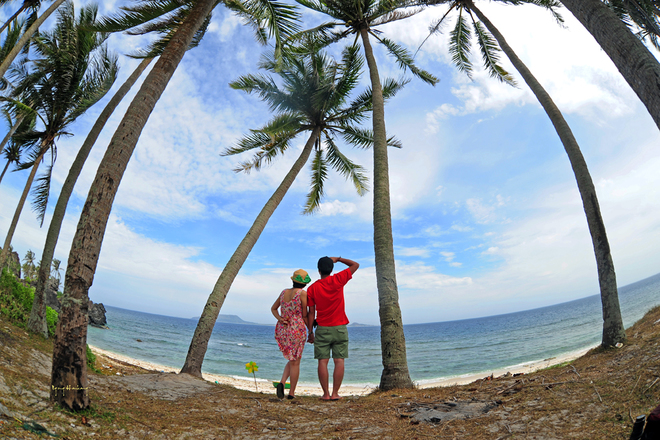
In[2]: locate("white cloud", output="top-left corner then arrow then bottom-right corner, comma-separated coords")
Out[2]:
398,247 -> 431,258
316,200 -> 358,217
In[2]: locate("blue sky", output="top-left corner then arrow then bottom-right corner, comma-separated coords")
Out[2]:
1,1 -> 659,325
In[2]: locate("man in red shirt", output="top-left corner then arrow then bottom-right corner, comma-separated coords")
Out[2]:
307,256 -> 359,400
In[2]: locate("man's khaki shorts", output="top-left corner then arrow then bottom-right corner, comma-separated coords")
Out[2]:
314,325 -> 349,359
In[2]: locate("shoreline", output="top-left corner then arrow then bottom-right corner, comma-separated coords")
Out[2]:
89,344 -> 596,397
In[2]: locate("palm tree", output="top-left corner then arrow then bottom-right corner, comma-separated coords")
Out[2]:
557,0 -> 660,130
294,0 -> 438,390
27,57 -> 153,338
0,0 -> 40,35
0,1 -> 118,273
606,0 -> 660,49
423,0 -> 626,347
51,0 -> 299,411
0,138 -> 22,185
181,42 -> 405,376
0,0 -> 67,80
21,248 -> 35,279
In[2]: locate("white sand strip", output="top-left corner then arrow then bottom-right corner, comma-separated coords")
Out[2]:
89,344 -> 595,397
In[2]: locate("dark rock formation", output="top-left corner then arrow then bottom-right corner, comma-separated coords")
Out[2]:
45,280 -> 61,313
1,249 -> 21,278
88,301 -> 108,328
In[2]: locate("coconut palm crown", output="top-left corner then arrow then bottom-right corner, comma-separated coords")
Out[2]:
227,43 -> 404,212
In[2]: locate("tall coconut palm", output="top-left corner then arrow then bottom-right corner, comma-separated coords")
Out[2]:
0,1 -> 118,273
294,0 -> 438,390
27,58 -> 152,338
0,0 -> 40,35
423,0 -> 626,347
606,0 -> 660,49
51,0 -> 299,411
181,41 -> 405,376
557,0 -> 660,130
0,0 -> 67,80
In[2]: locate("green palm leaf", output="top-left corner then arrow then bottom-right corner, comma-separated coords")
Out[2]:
324,136 -> 368,195
375,35 -> 439,85
449,9 -> 472,79
303,147 -> 327,213
472,19 -> 516,86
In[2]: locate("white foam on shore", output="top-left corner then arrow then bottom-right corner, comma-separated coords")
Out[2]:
88,344 -> 596,397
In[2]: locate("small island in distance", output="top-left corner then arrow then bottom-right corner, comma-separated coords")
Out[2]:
190,314 -> 260,325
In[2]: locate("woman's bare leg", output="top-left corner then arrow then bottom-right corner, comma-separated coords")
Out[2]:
280,361 -> 291,385
289,358 -> 301,396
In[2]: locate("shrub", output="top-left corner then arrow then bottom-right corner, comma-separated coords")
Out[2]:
0,268 -> 59,337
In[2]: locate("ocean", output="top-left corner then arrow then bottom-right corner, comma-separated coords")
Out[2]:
87,272 -> 660,386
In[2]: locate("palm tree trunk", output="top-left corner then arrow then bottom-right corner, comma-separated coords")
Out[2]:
0,0 -> 66,80
51,0 -> 215,411
28,58 -> 153,338
558,0 -> 660,131
0,145 -> 46,269
0,159 -> 10,185
180,127 -> 321,376
0,5 -> 27,36
470,2 -> 626,347
359,26 -> 413,390
0,115 -> 24,157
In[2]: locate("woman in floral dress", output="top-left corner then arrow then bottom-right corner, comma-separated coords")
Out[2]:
271,269 -> 312,399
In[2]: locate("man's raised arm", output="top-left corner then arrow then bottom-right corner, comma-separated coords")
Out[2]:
332,256 -> 359,274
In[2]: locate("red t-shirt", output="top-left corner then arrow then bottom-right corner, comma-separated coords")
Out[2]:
307,268 -> 352,327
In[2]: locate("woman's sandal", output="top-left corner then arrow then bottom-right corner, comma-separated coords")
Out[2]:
276,382 -> 285,399
287,395 -> 295,400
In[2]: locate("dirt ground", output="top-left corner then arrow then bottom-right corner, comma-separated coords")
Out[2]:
1,307 -> 660,439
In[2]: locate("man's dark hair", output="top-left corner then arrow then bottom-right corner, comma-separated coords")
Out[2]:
318,256 -> 334,276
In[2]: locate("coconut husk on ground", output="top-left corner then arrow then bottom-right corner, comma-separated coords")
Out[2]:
1,306 -> 659,439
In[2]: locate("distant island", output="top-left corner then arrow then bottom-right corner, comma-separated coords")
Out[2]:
190,314 -> 261,325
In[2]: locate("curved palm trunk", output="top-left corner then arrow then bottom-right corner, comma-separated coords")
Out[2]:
470,2 -> 626,347
0,145 -> 46,269
28,58 -> 153,338
51,0 -> 215,411
558,0 -> 660,131
0,159 -> 10,184
359,27 -> 413,390
0,0 -> 66,80
0,115 -> 24,157
181,127 -> 321,376
0,5 -> 27,36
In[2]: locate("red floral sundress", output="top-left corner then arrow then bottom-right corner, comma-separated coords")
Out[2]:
274,289 -> 307,361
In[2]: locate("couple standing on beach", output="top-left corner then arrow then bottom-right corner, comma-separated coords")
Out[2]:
270,256 -> 359,400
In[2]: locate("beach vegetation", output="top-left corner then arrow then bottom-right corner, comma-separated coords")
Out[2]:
292,0 -> 439,391
182,39 -> 394,376
420,0 -> 627,348
0,267 -> 58,337
51,0 -> 299,411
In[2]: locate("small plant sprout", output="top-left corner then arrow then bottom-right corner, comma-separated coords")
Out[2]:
245,361 -> 258,392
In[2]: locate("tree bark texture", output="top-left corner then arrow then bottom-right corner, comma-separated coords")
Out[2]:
0,0 -> 67,80
0,146 -> 45,269
359,27 -> 413,390
51,0 -> 215,410
180,127 -> 321,376
471,3 -> 626,347
559,0 -> 660,131
29,58 -> 153,338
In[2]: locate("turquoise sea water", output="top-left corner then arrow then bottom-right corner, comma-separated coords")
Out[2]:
87,273 -> 660,386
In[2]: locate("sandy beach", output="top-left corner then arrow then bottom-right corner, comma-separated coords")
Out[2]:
88,344 -> 596,397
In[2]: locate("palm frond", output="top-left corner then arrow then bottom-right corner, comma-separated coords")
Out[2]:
449,9 -> 472,78
303,147 -> 327,214
375,35 -> 439,85
472,19 -> 516,86
31,158 -> 53,226
324,136 -> 369,195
